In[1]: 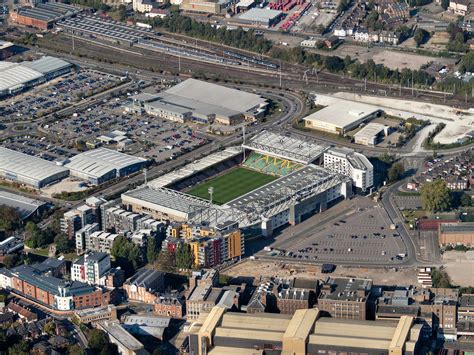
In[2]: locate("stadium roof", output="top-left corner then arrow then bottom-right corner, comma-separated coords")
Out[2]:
237,8 -> 283,22
123,186 -> 209,216
148,147 -> 241,189
0,147 -> 69,184
165,79 -> 267,113
0,191 -> 47,219
65,148 -> 146,180
21,56 -> 72,75
242,130 -> 328,164
303,102 -> 380,129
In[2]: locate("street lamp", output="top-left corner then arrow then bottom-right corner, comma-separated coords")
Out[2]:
208,186 -> 214,205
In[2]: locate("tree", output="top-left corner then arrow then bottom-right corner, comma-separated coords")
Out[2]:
0,206 -> 21,234
146,236 -> 160,264
67,344 -> 86,355
431,268 -> 452,288
387,163 -> 405,183
54,233 -> 74,254
440,0 -> 449,9
88,329 -> 109,352
111,235 -> 142,276
413,28 -> 429,47
460,193 -> 472,207
43,320 -> 56,336
420,179 -> 452,213
460,52 -> 474,73
156,250 -> 176,273
8,340 -> 30,355
175,243 -> 194,270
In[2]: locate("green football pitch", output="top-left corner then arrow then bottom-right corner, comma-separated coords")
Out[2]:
186,167 -> 277,205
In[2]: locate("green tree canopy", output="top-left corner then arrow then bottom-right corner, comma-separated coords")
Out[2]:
111,235 -> 142,276
420,179 -> 452,212
387,163 -> 405,183
146,236 -> 160,264
176,243 -> 194,270
0,205 -> 21,234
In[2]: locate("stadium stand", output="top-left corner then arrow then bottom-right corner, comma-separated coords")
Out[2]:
243,152 -> 302,176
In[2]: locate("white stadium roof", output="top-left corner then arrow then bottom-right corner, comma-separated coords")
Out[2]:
148,147 -> 241,189
242,130 -> 328,164
0,147 -> 69,184
66,148 -> 147,180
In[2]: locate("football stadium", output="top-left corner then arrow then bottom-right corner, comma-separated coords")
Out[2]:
122,131 -> 352,236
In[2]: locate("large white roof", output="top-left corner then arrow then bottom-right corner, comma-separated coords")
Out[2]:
21,56 -> 72,75
165,79 -> 267,113
303,102 -> 381,129
0,63 -> 43,92
0,147 -> 69,183
66,148 -> 146,179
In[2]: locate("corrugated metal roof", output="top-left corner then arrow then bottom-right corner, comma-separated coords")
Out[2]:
0,63 -> 43,92
66,148 -> 146,180
0,147 -> 69,183
21,56 -> 72,75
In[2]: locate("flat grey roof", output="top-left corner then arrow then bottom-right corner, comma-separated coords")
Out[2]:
0,147 -> 69,183
303,102 -> 381,129
98,321 -> 145,351
21,56 -> 72,75
165,79 -> 267,114
0,191 -> 47,219
66,148 -> 146,179
353,123 -> 387,141
122,315 -> 170,328
319,277 -> 372,301
237,8 -> 282,22
0,62 -> 44,92
440,222 -> 474,234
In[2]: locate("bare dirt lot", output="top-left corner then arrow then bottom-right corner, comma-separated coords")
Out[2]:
327,44 -> 457,70
224,259 -> 419,286
442,251 -> 474,287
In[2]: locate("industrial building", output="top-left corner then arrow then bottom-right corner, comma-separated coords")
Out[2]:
128,79 -> 268,125
0,40 -> 15,60
234,8 -> 284,27
353,122 -> 390,146
439,222 -> 474,246
10,2 -> 81,30
65,148 -> 147,185
0,147 -> 69,188
0,191 -> 48,220
324,147 -> 374,193
0,56 -> 73,98
186,306 -> 421,355
97,321 -> 147,355
303,102 -> 382,135
180,0 -> 222,14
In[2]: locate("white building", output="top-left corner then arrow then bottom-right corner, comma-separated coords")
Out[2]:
71,252 -> 111,285
133,0 -> 154,12
353,122 -> 390,146
303,102 -> 382,135
0,268 -> 12,289
324,147 -> 374,193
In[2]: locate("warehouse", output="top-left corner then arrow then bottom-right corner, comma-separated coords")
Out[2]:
0,147 -> 69,189
353,122 -> 390,146
129,79 -> 268,125
187,307 -> 421,355
0,191 -> 49,220
303,102 -> 382,135
65,148 -> 147,185
234,8 -> 284,27
10,2 -> 81,30
0,56 -> 73,97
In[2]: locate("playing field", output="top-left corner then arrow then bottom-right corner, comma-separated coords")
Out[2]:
186,167 -> 277,205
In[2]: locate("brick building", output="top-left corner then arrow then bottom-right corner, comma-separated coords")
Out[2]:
123,268 -> 165,304
154,294 -> 185,318
439,222 -> 474,246
317,277 -> 372,320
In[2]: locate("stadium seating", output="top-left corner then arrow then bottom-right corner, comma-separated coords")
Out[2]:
243,152 -> 302,176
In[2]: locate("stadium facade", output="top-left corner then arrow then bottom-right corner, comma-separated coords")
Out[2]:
122,131 -> 353,237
